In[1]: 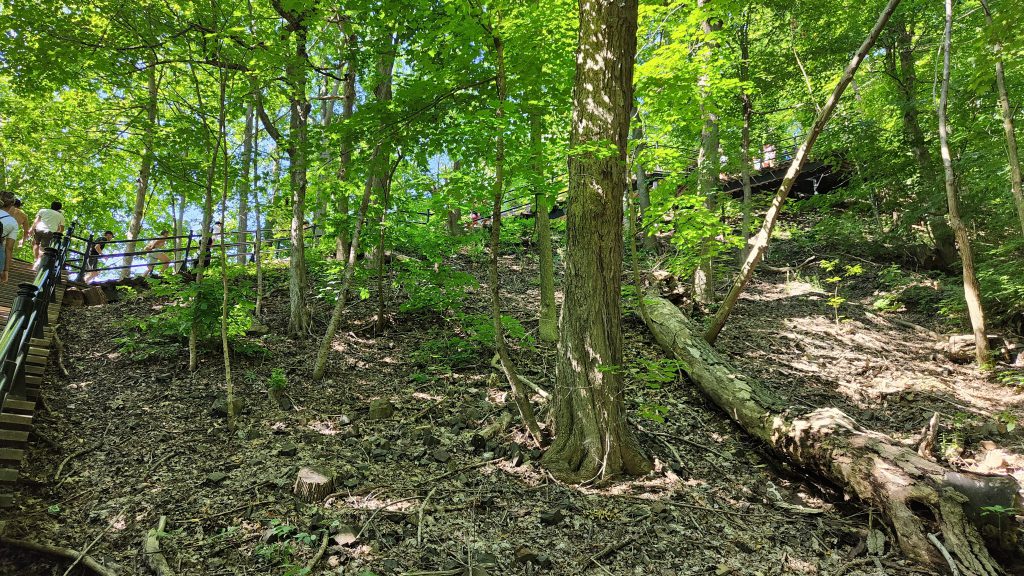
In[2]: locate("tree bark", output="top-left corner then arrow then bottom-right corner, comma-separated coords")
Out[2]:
938,0 -> 989,367
739,12 -> 753,261
540,0 -> 649,482
693,0 -> 721,307
980,0 -> 1024,235
237,102 -> 254,264
704,0 -> 902,344
285,21 -> 312,338
488,33 -> 543,447
125,61 -> 159,278
531,110 -> 557,344
644,294 -> 1013,575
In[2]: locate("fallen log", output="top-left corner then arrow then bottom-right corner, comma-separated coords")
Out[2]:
643,294 -> 1019,574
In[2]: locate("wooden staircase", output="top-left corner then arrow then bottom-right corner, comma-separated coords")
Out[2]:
0,259 -> 65,510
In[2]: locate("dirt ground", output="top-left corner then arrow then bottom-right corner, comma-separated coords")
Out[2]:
1,247 -> 1021,576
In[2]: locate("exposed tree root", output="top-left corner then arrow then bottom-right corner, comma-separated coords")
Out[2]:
643,294 -> 1019,573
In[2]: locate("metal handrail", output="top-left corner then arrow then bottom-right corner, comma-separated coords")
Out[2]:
0,224 -> 75,411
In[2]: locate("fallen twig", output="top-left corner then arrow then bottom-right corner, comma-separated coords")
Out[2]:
927,533 -> 960,576
62,529 -> 107,576
0,536 -> 117,576
417,487 -> 437,547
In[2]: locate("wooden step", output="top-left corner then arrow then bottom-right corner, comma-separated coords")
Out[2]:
25,375 -> 42,387
25,364 -> 43,377
0,413 -> 33,431
30,339 -> 51,348
1,399 -> 34,415
24,388 -> 39,401
0,448 -> 24,465
0,430 -> 29,447
0,468 -> 19,484
0,494 -> 12,508
26,353 -> 48,367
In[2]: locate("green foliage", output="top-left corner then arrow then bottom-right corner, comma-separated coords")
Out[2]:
820,260 -> 863,324
396,260 -> 477,315
268,368 -> 288,392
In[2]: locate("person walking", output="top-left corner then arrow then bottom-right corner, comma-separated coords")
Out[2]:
9,199 -> 28,247
84,230 -> 114,283
29,201 -> 66,269
143,230 -> 171,277
0,193 -> 21,284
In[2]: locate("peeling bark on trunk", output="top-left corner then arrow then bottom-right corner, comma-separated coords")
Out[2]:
645,295 -> 1016,574
125,61 -> 159,278
540,0 -> 649,482
705,0 -> 902,344
980,0 -> 1024,235
937,0 -> 989,367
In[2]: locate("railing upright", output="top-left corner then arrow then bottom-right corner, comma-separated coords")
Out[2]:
8,284 -> 37,398
77,233 -> 95,283
181,230 -> 194,274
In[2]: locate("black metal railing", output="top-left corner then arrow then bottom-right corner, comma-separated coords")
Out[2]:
0,224 -> 74,411
63,224 -> 325,282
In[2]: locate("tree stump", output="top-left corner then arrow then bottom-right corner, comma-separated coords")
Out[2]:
293,467 -> 334,503
82,287 -> 107,306
63,288 -> 85,308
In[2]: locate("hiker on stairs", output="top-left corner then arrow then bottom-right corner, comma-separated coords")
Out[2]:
0,193 -> 21,284
28,201 -> 66,270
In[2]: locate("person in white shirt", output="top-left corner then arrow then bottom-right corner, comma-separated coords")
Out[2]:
30,201 -> 66,269
0,193 -> 21,283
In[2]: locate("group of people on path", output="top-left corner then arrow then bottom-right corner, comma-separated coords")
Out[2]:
0,191 -> 67,283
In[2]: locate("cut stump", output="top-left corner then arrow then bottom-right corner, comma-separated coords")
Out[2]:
293,467 -> 334,503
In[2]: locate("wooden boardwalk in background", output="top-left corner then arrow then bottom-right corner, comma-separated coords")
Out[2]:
0,259 -> 65,512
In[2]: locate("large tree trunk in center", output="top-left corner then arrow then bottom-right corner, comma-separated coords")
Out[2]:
644,295 -> 1016,574
531,109 -> 558,344
540,0 -> 649,483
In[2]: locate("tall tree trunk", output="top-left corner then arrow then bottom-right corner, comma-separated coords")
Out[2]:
540,0 -> 649,482
938,0 -> 990,367
237,103 -> 254,264
125,61 -> 159,278
312,36 -> 396,381
489,34 -> 543,446
693,0 -> 721,306
216,70 -> 236,430
253,114 -> 265,318
632,123 -> 656,252
285,23 -> 312,337
531,110 -> 557,344
740,12 -> 753,260
980,0 -> 1024,235
336,24 -> 357,260
645,295 -> 1012,575
705,0 -> 902,344
188,66 -> 222,372
893,19 -> 958,267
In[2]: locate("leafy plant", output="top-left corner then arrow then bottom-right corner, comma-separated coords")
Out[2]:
820,260 -> 863,324
268,368 -> 288,393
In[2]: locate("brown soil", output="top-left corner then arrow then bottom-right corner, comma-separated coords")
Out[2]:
1,247 -> 1021,576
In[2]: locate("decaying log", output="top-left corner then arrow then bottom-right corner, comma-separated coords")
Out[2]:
82,287 -> 108,306
0,535 -> 117,576
293,467 -> 334,503
643,294 -> 1019,574
944,334 -> 1006,364
143,516 -> 174,576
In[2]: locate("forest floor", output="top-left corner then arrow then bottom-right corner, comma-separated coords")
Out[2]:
1,241 -> 1022,576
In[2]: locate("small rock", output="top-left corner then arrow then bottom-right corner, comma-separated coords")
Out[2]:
539,509 -> 564,526
247,322 -> 270,336
432,449 -> 451,463
276,395 -> 293,411
368,399 -> 396,420
468,434 -> 486,452
206,472 -> 228,484
277,442 -> 298,457
514,546 -> 540,565
332,525 -> 359,547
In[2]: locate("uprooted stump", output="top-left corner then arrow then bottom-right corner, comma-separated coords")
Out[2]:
642,294 -> 1020,574
293,467 -> 334,503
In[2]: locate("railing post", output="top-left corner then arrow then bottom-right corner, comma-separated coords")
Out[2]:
77,233 -> 95,283
46,236 -> 61,302
181,230 -> 194,274
8,283 -> 36,398
35,248 -> 57,334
